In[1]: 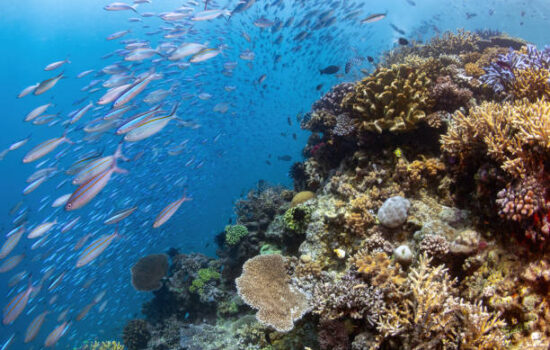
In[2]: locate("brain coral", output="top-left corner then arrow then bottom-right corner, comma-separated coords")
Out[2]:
235,254 -> 310,332
377,196 -> 410,228
131,254 -> 169,292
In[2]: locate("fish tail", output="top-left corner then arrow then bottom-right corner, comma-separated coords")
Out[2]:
113,164 -> 128,175
114,142 -> 129,162
131,4 -> 139,12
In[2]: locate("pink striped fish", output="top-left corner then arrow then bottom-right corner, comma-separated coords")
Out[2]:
3,279 -> 34,325
0,226 -> 25,259
153,193 -> 192,228
76,231 -> 119,267
23,132 -> 72,163
124,103 -> 179,142
44,321 -> 70,347
113,72 -> 158,108
73,233 -> 92,251
65,159 -> 127,211
0,254 -> 25,273
28,219 -> 57,239
24,311 -> 49,343
72,143 -> 126,185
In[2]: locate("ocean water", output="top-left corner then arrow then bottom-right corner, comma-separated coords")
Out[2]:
1,0 -> 549,349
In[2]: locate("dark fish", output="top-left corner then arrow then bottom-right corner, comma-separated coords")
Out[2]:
287,117 -> 292,126
316,83 -> 323,90
265,160 -> 271,165
405,0 -> 416,5
345,61 -> 352,73
390,23 -> 406,35
292,133 -> 297,140
367,56 -> 374,63
466,12 -> 477,19
319,65 -> 339,75
277,155 -> 292,161
398,37 -> 409,45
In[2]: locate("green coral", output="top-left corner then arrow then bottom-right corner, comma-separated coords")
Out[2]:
225,224 -> 248,246
189,267 -> 221,295
260,243 -> 282,255
283,206 -> 312,233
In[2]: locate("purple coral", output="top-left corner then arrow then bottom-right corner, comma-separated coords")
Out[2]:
481,45 -> 550,93
312,82 -> 354,115
430,76 -> 473,112
333,113 -> 356,136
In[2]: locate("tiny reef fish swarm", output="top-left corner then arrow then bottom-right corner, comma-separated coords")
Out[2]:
123,30 -> 550,350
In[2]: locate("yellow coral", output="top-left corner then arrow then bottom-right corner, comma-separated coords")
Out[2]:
342,61 -> 436,133
351,251 -> 405,290
464,62 -> 486,77
77,341 -> 125,350
511,68 -> 550,101
441,98 -> 550,178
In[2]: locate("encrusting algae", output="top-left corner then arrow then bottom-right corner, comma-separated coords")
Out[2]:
120,30 -> 550,350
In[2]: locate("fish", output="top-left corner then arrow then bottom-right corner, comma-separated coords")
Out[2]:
76,301 -> 97,321
0,226 -> 24,259
231,0 -> 256,16
61,216 -> 80,233
76,231 -> 119,267
44,321 -> 71,347
190,47 -> 222,63
98,84 -> 132,105
398,37 -> 409,45
44,58 -> 70,71
104,206 -> 138,225
107,30 -> 130,40
104,2 -> 138,12
361,13 -> 386,23
23,132 -> 72,163
277,155 -> 291,161
25,311 -> 49,342
34,72 -> 64,95
320,65 -> 339,75
23,176 -> 48,195
73,233 -> 92,251
69,101 -> 94,124
3,278 -> 34,324
115,107 -> 161,135
52,193 -> 72,208
77,69 -> 95,78
168,42 -> 206,61
113,72 -> 159,108
72,144 -> 126,185
25,103 -> 53,122
192,9 -> 231,21
124,103 -> 179,142
65,159 -> 127,211
28,219 -> 57,239
17,83 -> 39,98
153,193 -> 192,228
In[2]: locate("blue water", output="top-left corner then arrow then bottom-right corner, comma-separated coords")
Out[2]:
1,0 -> 549,348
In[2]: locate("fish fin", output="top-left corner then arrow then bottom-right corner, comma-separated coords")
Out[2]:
113,165 -> 128,174
131,4 -> 139,12
114,143 -> 129,162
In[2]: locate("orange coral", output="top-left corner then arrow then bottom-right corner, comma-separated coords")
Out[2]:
351,251 -> 405,291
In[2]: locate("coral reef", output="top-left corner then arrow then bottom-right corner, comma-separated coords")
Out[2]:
236,254 -> 310,332
129,31 -> 550,350
131,254 -> 168,292
123,319 -> 151,350
76,341 -> 125,350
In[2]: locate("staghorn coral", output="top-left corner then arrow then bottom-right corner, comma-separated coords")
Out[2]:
464,62 -> 486,77
341,61 -> 436,133
123,319 -> 151,350
510,67 -> 550,101
131,254 -> 168,292
235,254 -> 310,332
441,99 -> 550,178
376,254 -> 508,349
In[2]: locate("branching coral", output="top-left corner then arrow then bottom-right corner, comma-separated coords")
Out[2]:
341,62 -> 435,133
376,255 -> 508,349
441,99 -> 550,178
77,341 -> 125,350
236,254 -> 310,332
311,271 -> 384,324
